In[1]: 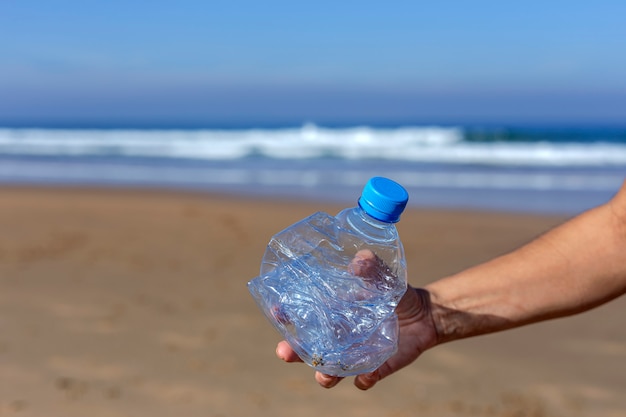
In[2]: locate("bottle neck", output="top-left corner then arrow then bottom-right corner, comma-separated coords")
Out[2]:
339,206 -> 398,243
356,205 -> 393,227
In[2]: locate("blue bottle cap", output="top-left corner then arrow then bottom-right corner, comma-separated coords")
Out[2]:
358,177 -> 409,223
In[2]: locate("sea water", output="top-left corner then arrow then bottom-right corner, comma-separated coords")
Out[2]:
0,123 -> 625,214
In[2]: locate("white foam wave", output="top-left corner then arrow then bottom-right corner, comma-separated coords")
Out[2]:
1,125 -> 626,167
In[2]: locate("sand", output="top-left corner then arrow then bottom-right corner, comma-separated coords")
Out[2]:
1,186 -> 625,417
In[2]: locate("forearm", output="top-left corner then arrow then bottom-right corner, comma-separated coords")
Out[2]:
426,181 -> 626,344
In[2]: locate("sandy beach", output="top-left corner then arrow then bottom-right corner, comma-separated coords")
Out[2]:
1,186 -> 625,417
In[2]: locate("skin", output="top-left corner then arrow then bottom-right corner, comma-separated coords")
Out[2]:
276,180 -> 626,390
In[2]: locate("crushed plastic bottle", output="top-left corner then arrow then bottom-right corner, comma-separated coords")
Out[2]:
247,177 -> 408,376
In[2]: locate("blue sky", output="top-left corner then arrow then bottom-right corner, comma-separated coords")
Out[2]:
1,1 -> 625,127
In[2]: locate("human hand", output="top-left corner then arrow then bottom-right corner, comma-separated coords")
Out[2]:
275,250 -> 439,390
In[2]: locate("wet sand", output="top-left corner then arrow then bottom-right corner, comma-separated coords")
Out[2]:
1,186 -> 625,417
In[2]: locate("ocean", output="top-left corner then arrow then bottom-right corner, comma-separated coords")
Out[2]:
1,124 -> 625,215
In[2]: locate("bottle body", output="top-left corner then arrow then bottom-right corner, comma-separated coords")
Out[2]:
248,205 -> 407,376
334,205 -> 407,303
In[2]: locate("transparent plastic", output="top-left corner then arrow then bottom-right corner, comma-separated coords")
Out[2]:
247,201 -> 407,376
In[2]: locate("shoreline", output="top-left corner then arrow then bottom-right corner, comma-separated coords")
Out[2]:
1,185 -> 624,417
0,180 -> 613,216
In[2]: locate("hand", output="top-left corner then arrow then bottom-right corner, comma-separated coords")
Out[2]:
276,250 -> 439,390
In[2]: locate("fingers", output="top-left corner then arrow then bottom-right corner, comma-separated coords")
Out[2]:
315,372 -> 343,389
276,341 -> 346,388
275,340 -> 303,363
348,249 -> 376,276
348,249 -> 388,284
277,340 -> 382,390
354,370 -> 381,390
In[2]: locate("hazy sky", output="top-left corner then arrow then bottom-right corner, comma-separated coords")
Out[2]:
1,1 -> 625,126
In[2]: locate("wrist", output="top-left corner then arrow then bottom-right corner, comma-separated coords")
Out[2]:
423,287 -> 461,345
425,282 -> 513,344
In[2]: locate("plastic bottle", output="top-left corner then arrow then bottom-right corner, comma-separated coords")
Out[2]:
247,177 -> 409,376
